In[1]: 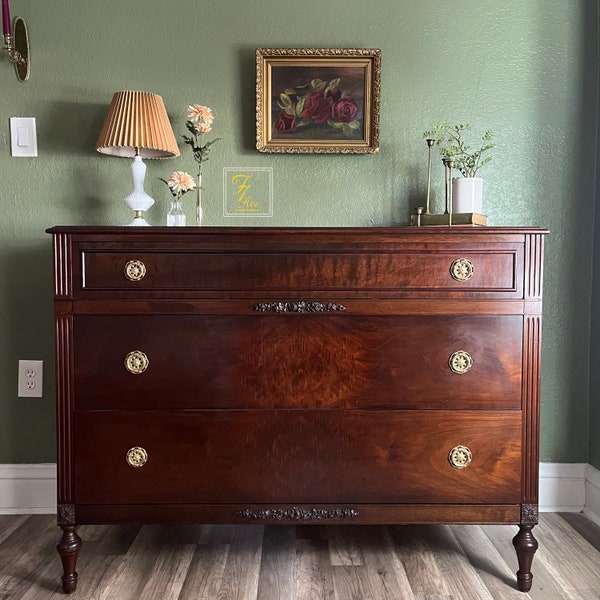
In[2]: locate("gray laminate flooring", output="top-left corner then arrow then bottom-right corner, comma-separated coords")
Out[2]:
1,513 -> 599,599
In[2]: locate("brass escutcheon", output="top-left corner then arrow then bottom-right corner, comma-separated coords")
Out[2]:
448,350 -> 473,374
448,445 -> 472,469
126,447 -> 148,468
124,260 -> 146,281
124,350 -> 149,374
450,258 -> 474,281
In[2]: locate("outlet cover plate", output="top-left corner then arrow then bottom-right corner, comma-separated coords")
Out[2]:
18,359 -> 43,397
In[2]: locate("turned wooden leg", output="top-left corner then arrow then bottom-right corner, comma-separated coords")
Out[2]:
57,525 -> 82,594
512,524 -> 538,592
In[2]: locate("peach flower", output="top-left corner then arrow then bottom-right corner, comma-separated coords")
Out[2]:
187,104 -> 214,124
195,122 -> 213,134
166,171 -> 196,194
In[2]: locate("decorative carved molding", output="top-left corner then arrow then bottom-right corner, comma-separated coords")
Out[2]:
235,507 -> 359,521
520,504 -> 539,524
57,504 -> 76,525
253,301 -> 346,314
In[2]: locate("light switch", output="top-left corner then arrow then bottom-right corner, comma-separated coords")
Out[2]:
10,117 -> 38,157
17,126 -> 29,146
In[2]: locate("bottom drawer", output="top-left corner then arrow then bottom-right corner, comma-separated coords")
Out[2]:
73,410 -> 522,505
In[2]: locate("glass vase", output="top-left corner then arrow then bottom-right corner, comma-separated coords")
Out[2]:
196,174 -> 203,226
167,200 -> 186,226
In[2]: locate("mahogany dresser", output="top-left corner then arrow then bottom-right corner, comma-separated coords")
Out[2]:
47,226 -> 547,593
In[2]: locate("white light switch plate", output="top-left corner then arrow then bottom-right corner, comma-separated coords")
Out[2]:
10,117 -> 38,157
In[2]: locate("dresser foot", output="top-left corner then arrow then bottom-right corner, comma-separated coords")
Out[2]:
512,524 -> 538,592
57,525 -> 82,593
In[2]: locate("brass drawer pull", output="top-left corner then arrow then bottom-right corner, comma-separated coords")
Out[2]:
448,445 -> 472,469
124,260 -> 146,281
448,350 -> 473,374
450,258 -> 474,281
124,351 -> 149,374
126,447 -> 148,468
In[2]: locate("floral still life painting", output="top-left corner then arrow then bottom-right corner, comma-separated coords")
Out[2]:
256,48 -> 381,154
274,70 -> 364,140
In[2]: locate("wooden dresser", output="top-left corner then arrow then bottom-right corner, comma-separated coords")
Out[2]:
48,226 -> 547,593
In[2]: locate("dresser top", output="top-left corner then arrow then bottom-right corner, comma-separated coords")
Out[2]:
47,226 -> 549,239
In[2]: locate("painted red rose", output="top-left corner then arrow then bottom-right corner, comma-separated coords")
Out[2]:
275,111 -> 296,131
331,97 -> 359,123
301,91 -> 334,125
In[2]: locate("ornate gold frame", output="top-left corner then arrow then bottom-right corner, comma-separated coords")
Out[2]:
256,48 -> 381,154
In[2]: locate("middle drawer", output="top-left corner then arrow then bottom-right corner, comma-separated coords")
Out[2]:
73,314 -> 522,410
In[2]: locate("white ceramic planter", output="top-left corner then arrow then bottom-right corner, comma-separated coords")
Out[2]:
452,177 -> 483,214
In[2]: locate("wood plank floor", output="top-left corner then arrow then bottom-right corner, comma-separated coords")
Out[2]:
1,513 -> 599,599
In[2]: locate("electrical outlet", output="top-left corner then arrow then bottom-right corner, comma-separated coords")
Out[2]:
18,360 -> 43,398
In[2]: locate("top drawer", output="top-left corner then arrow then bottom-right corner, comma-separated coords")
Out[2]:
76,248 -> 522,299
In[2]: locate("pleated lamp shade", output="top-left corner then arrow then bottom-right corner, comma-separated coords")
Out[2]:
96,91 -> 180,158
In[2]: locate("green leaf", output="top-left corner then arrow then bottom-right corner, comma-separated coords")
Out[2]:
279,93 -> 292,107
324,77 -> 341,97
296,96 -> 306,116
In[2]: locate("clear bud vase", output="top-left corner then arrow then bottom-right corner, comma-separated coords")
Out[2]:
196,174 -> 203,226
167,200 -> 186,226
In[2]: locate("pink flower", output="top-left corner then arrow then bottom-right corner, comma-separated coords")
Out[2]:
187,104 -> 214,124
195,122 -> 213,134
166,171 -> 196,194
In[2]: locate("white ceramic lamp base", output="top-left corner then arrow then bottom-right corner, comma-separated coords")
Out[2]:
123,155 -> 154,226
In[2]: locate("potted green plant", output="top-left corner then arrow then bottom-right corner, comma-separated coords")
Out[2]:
423,122 -> 494,214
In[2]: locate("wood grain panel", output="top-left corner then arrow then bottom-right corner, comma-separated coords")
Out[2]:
78,250 -> 520,297
73,410 -> 521,505
73,314 -> 523,410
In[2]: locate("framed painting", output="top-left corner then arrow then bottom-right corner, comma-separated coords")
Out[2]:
256,48 -> 381,154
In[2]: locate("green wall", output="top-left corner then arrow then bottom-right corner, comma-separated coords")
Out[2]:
590,2 -> 600,471
0,0 -> 597,464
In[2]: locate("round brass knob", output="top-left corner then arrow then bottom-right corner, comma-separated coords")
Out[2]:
124,351 -> 149,374
126,447 -> 148,468
450,258 -> 474,282
448,350 -> 473,374
448,445 -> 472,469
124,260 -> 146,281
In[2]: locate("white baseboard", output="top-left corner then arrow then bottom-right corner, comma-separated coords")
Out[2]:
584,463 -> 600,526
0,464 -> 56,514
538,462 -> 586,512
0,462 -> 599,518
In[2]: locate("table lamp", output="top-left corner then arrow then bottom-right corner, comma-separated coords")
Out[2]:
96,91 -> 180,225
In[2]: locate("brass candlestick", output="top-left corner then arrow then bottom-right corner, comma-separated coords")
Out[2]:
415,206 -> 424,227
447,159 -> 455,226
442,158 -> 449,215
425,138 -> 435,214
